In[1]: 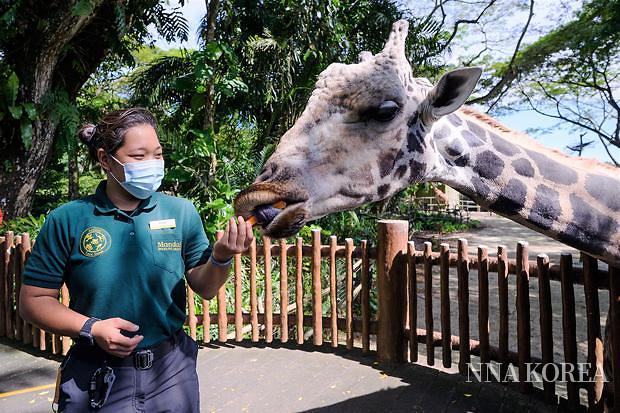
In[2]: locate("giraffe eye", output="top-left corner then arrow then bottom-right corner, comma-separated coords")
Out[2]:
372,101 -> 400,122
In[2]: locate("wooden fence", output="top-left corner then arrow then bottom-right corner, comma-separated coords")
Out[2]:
1,220 -> 619,412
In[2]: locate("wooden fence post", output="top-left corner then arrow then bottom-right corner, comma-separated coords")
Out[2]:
311,229 -> 322,346
560,253 -> 578,409
609,266 -> 620,412
457,238 -> 470,375
0,234 -> 5,338
60,285 -> 71,355
263,236 -> 273,343
376,220 -> 408,364
582,254 -> 603,411
3,231 -> 14,339
216,230 -> 227,343
21,233 -> 32,345
516,241 -> 531,393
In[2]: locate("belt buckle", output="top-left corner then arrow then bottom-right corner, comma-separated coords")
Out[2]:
134,350 -> 153,370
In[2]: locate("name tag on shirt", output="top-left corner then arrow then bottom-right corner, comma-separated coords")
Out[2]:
149,219 -> 176,230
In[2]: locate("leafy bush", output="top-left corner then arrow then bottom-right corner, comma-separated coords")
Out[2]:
0,214 -> 46,238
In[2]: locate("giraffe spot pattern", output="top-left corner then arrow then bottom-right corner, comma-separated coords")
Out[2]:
407,112 -> 418,127
394,164 -> 408,180
472,177 -> 491,198
585,174 -> 620,211
528,185 -> 561,230
473,150 -> 505,180
408,160 -> 426,183
490,133 -> 520,156
512,158 -> 535,177
378,150 -> 397,178
407,128 -> 425,153
525,149 -> 578,185
454,155 -> 470,167
467,121 -> 487,139
559,194 -> 617,255
489,179 -> 527,215
378,184 -> 390,199
447,113 -> 462,126
433,125 -> 451,140
462,130 -> 486,147
446,139 -> 465,157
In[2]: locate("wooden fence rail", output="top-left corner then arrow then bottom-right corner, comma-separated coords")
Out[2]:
0,219 -> 617,411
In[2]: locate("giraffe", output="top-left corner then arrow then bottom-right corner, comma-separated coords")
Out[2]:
431,183 -> 449,208
233,20 -> 619,402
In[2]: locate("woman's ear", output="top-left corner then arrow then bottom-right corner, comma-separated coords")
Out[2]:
98,148 -> 111,172
424,67 -> 482,118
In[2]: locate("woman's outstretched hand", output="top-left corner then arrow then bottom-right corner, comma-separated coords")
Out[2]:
212,216 -> 254,261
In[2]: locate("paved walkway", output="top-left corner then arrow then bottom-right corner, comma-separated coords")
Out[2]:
419,212 -> 582,264
0,339 -> 557,413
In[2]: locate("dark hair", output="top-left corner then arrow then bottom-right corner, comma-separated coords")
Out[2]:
78,107 -> 158,161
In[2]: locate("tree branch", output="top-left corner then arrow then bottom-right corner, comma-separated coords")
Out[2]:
521,87 -> 618,165
468,0 -> 534,105
436,0 -> 497,56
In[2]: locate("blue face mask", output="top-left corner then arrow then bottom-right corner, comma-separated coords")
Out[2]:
108,155 -> 165,199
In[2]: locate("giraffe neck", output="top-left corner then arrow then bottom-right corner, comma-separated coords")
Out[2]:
424,109 -> 620,264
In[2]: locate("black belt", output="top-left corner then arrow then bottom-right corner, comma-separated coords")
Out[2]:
71,330 -> 180,370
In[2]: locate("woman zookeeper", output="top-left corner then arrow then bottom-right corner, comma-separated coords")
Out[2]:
19,107 -> 253,412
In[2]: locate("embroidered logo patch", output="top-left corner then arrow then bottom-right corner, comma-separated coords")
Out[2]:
79,227 -> 111,257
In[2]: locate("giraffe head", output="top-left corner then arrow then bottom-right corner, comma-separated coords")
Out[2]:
234,20 -> 481,238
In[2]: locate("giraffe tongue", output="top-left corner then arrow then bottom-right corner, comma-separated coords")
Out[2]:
254,204 -> 282,227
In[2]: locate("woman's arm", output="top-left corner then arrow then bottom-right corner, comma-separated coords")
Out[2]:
20,285 -> 88,337
186,216 -> 253,299
185,260 -> 230,300
20,285 -> 143,357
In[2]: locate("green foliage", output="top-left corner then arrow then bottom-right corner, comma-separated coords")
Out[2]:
477,0 -> 620,161
512,0 -> 620,76
0,70 -> 37,149
212,0 -> 442,150
124,0 -> 453,242
72,0 -> 96,17
161,119 -> 258,233
0,214 -> 46,238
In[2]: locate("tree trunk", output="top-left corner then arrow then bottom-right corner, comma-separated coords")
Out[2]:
68,148 -> 80,200
0,119 -> 58,218
203,0 -> 220,131
0,1 -> 130,218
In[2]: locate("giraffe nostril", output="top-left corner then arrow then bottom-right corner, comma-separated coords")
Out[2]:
256,163 -> 279,183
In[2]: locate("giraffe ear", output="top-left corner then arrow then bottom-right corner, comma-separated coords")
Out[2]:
427,67 -> 482,118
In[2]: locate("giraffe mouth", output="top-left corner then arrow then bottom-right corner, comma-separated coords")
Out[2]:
233,183 -> 310,238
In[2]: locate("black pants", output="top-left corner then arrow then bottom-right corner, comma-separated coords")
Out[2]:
58,331 -> 200,413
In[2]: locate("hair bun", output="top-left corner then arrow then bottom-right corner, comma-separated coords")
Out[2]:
78,123 -> 97,146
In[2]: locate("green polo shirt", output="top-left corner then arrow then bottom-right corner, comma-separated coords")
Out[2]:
23,181 -> 212,348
